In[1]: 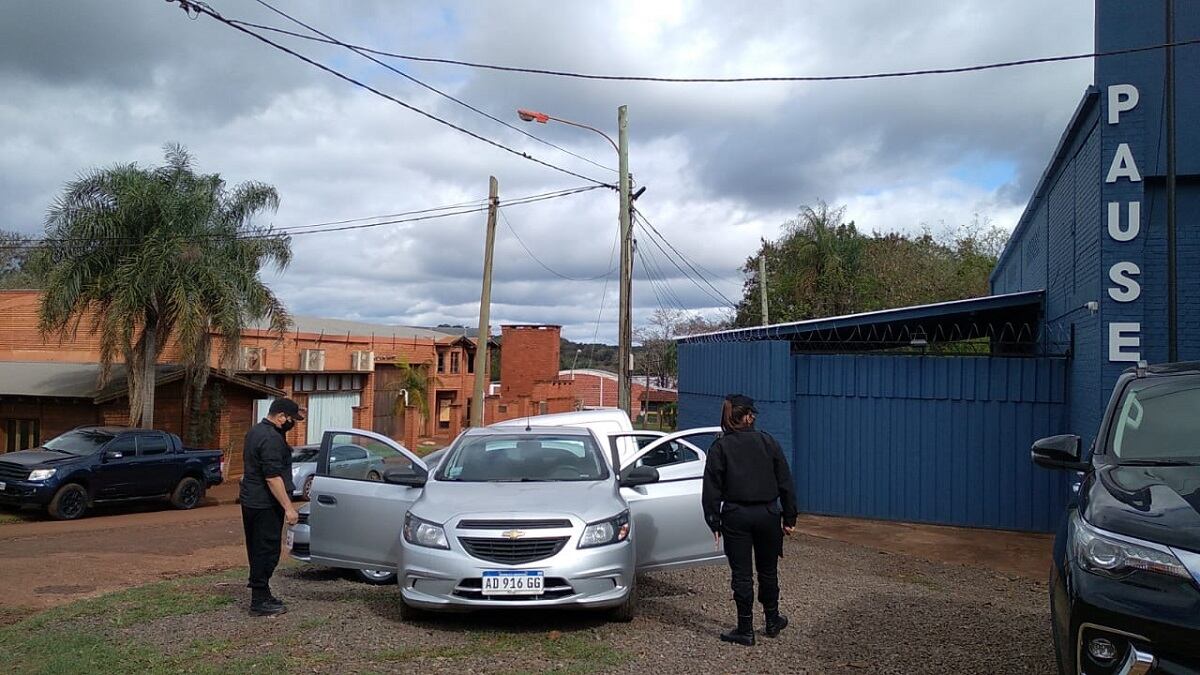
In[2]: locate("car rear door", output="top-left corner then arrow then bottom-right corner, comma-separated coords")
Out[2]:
621,427 -> 724,572
308,429 -> 428,571
133,432 -> 178,495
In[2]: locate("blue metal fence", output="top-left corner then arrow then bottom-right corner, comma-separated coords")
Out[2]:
792,354 -> 1070,532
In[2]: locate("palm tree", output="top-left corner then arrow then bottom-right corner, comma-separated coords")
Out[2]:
37,144 -> 291,430
388,359 -> 435,436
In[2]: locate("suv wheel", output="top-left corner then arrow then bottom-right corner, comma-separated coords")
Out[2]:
169,477 -> 203,510
48,483 -> 88,520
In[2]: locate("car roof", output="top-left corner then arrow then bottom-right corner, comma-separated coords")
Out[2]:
488,408 -> 632,431
462,425 -> 595,437
1122,361 -> 1200,378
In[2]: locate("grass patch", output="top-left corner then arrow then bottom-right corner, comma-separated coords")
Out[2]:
372,630 -> 626,673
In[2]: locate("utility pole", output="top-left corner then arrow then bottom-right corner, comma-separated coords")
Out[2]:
1166,0 -> 1178,362
759,255 -> 770,326
471,176 -> 499,427
617,105 -> 633,416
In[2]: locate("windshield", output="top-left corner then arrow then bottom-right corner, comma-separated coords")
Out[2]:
43,430 -> 114,456
292,446 -> 320,463
1108,376 -> 1200,463
436,433 -> 609,482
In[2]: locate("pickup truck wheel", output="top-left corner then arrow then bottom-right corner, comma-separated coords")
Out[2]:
48,483 -> 88,521
169,477 -> 203,510
355,569 -> 397,585
607,581 -> 638,623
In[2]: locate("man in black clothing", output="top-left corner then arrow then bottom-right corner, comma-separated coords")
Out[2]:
702,394 -> 798,646
240,398 -> 303,616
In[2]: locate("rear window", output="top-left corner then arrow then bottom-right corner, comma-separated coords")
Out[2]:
1109,376 -> 1200,462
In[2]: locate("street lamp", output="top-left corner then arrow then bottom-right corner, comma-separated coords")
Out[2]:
517,106 -> 633,416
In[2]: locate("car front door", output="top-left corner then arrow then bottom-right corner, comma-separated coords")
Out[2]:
308,429 -> 427,571
92,435 -> 140,499
621,427 -> 724,572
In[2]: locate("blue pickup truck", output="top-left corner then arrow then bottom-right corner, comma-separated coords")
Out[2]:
0,426 -> 224,520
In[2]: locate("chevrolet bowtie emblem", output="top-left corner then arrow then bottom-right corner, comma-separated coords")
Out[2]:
501,529 -> 526,540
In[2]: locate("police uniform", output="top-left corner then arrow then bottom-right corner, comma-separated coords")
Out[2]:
239,400 -> 300,615
702,397 -> 797,645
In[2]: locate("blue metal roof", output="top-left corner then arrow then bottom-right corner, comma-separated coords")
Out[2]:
679,290 -> 1045,344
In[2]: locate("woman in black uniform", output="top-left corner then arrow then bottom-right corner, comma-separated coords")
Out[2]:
702,394 -> 797,646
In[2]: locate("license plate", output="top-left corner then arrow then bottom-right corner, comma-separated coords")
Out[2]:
482,570 -> 544,596
285,530 -> 294,549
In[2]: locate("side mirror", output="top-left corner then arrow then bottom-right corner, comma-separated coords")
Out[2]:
103,451 -> 125,462
619,465 -> 660,488
383,467 -> 427,488
1031,435 -> 1088,471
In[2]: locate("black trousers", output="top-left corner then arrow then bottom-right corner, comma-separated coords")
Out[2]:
242,504 -> 284,598
721,502 -> 784,616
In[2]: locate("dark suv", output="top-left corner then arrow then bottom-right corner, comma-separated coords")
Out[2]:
0,427 -> 224,520
1033,363 -> 1200,675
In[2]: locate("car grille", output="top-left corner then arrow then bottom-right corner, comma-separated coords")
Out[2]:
458,536 -> 569,565
453,577 -> 575,601
457,518 -> 572,530
0,463 -> 29,481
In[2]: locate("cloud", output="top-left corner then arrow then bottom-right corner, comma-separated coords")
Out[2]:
0,0 -> 1094,341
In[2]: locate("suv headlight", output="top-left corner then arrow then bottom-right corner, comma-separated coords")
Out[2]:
403,513 -> 449,550
579,511 -> 630,549
28,469 -> 56,481
1071,513 -> 1189,580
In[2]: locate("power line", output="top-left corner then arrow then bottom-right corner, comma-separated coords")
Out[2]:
585,233 -> 620,370
633,210 -> 737,308
637,236 -> 690,312
225,18 -> 1200,84
497,207 -> 617,281
250,0 -> 615,175
164,0 -> 614,188
1,185 -> 606,250
636,246 -> 685,316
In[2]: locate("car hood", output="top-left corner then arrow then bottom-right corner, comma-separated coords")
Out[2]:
1084,464 -> 1200,553
0,450 -> 80,468
413,479 -> 623,526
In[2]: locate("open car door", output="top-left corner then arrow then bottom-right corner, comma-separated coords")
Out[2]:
308,429 -> 427,571
619,427 -> 724,572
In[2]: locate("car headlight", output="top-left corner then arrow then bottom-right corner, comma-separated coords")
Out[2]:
579,511 -> 630,549
1071,513 -> 1189,580
403,513 -> 449,550
27,469 -> 56,481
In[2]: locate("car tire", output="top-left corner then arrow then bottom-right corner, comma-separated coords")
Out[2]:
48,483 -> 89,521
607,581 -> 638,623
169,476 -> 204,510
398,593 -> 427,622
355,569 -> 397,585
301,475 -> 315,501
367,470 -> 382,482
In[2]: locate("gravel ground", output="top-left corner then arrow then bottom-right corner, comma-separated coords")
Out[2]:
43,533 -> 1056,675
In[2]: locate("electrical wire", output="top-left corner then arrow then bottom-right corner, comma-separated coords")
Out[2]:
1,185 -> 606,250
250,0 -> 615,175
225,18 -> 1200,84
584,234 -> 620,369
164,1 -> 614,188
498,207 -> 617,281
633,210 -> 737,308
637,235 -> 691,312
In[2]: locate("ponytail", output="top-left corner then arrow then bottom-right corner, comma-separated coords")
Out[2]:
720,399 -> 755,434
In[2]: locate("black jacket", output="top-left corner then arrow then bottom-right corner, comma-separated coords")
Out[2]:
239,419 -> 295,509
702,429 -> 798,532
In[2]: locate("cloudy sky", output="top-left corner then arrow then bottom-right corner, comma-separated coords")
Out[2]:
0,0 -> 1094,342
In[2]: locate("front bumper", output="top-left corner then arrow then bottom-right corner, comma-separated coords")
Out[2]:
399,536 -> 634,612
1064,560 -> 1200,674
0,480 -> 57,507
287,521 -> 311,561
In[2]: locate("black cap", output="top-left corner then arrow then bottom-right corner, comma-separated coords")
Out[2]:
268,397 -> 306,420
725,394 -> 757,413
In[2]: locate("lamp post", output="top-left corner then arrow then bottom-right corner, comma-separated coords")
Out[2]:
518,106 -> 633,416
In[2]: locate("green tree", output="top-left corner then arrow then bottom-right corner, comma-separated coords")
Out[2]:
37,144 -> 291,431
0,230 -> 43,289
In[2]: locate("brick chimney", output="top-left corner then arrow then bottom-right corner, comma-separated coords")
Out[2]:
499,325 -> 561,399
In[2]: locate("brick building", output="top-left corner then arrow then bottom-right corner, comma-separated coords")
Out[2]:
0,290 -> 494,473
559,368 -> 677,425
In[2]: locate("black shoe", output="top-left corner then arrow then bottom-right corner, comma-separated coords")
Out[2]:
764,612 -> 789,638
250,597 -> 287,616
720,615 -> 756,646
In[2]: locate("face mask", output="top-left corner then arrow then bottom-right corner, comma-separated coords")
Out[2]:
279,418 -> 295,433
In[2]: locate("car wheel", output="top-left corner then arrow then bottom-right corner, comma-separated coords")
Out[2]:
169,477 -> 203,510
301,475 -> 315,501
398,593 -> 427,622
607,581 -> 638,623
1049,577 -> 1069,675
48,483 -> 88,520
355,569 -> 397,585
367,470 -> 382,482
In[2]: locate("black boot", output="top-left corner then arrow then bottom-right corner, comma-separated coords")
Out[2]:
763,608 -> 789,638
250,591 -> 286,617
720,615 -> 756,646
